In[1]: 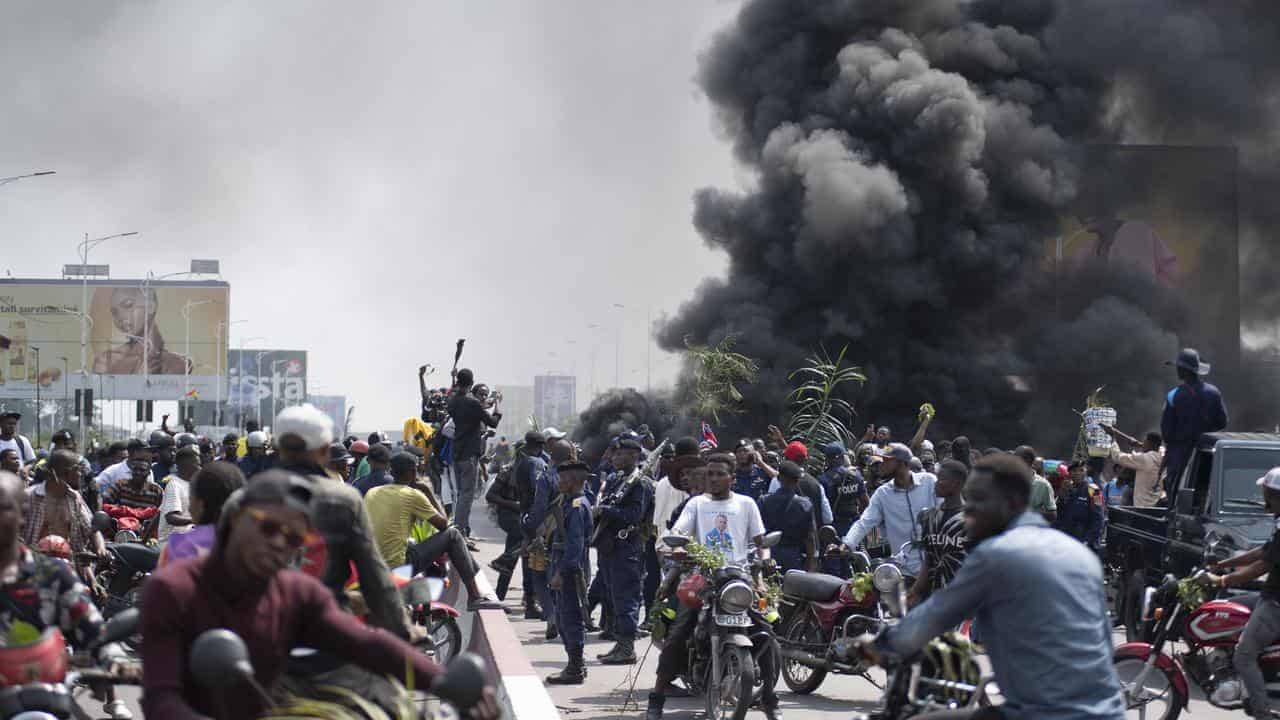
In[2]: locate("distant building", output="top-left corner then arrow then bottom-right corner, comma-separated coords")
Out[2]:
534,375 -> 576,430
493,385 -> 533,441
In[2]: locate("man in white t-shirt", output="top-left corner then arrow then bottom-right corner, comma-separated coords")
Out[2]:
647,453 -> 777,720
158,446 -> 202,543
0,412 -> 36,466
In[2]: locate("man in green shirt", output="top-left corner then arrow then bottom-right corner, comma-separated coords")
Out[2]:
1015,445 -> 1057,523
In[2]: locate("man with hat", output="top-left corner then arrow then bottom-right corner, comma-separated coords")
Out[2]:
545,460 -> 593,685
1054,461 -> 1103,549
327,442 -> 353,481
593,436 -> 652,665
1161,347 -> 1228,496
149,430 -> 177,487
140,470 -> 501,720
1205,467 -> 1280,717
514,430 -> 550,621
758,461 -> 817,573
839,443 -> 937,576
0,411 -> 35,467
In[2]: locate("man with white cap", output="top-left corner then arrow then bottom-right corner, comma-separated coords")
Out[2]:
1205,467 -> 1280,718
1161,347 -> 1227,497
225,404 -> 410,639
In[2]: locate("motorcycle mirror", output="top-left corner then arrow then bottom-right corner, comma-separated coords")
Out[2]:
432,652 -> 487,709
663,535 -> 690,549
98,608 -> 140,647
817,525 -> 839,547
190,629 -> 256,688
760,531 -> 783,549
91,511 -> 113,535
898,541 -> 915,556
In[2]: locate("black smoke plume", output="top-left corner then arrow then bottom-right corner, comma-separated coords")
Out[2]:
659,0 -> 1280,451
571,388 -> 681,456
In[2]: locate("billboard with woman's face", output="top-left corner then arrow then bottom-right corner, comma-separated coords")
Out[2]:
0,279 -> 229,400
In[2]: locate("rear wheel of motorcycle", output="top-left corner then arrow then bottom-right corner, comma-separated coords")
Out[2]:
705,645 -> 755,720
780,615 -> 827,695
1113,655 -> 1185,720
423,613 -> 462,665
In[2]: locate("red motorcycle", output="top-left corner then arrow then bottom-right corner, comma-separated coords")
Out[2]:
774,524 -> 909,696
1115,568 -> 1280,719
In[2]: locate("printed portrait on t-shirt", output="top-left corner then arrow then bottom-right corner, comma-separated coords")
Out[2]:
704,513 -> 734,555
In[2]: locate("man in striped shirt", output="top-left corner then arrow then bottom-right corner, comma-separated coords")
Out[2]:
102,440 -> 164,534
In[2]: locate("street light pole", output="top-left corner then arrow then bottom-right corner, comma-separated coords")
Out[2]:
181,299 -> 213,421
31,347 -> 40,447
237,336 -> 265,432
216,321 -> 246,428
77,230 -> 138,450
0,171 -> 55,189
255,352 -> 269,427
611,303 -> 625,389
58,356 -> 68,428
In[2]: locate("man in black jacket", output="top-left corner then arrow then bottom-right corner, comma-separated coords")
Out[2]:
447,369 -> 501,538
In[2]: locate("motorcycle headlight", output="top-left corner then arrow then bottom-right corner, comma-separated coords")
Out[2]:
873,563 -> 903,594
719,581 -> 754,615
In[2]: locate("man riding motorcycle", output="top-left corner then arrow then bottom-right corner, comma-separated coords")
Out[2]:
1203,466 -> 1280,718
856,454 -> 1125,720
0,470 -> 132,719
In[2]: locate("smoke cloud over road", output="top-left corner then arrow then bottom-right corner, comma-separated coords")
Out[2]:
657,0 -> 1280,449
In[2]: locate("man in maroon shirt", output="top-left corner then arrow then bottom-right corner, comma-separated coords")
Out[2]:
141,471 -> 498,719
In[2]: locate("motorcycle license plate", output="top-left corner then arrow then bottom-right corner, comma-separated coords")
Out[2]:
715,613 -> 751,627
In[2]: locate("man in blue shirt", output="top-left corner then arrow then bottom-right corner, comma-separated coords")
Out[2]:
546,461 -> 593,686
733,440 -> 774,500
758,461 -> 816,572
351,444 -> 392,496
861,454 -> 1125,720
1161,347 -> 1227,495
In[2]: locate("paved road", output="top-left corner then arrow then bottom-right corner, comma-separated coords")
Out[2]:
88,501 -> 1243,719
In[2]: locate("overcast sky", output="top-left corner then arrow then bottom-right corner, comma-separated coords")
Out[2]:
0,1 -> 743,430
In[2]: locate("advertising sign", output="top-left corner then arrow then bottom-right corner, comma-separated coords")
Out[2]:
534,374 -> 576,428
0,279 -> 229,401
308,394 -> 347,437
1047,145 -> 1240,372
225,349 -> 307,427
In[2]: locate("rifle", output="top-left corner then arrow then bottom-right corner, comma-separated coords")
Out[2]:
589,438 -> 669,547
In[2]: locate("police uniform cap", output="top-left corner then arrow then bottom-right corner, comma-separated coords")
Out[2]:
557,460 -> 591,473
524,430 -> 548,445
778,460 -> 804,480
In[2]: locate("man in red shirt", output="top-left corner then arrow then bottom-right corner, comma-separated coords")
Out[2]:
141,470 -> 498,719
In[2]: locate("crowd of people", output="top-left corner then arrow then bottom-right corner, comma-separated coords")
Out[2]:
0,343 -> 1255,719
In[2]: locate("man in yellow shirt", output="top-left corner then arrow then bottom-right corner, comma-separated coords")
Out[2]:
366,452 -> 500,610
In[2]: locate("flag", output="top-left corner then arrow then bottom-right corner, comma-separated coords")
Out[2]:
185,388 -> 199,399
699,422 -> 718,452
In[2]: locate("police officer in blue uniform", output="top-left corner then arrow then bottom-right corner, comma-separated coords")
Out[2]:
1055,461 -> 1103,549
733,439 -> 773,500
759,461 -> 817,573
819,442 -> 867,577
593,437 -> 651,665
547,460 -> 593,685
1161,347 -> 1228,496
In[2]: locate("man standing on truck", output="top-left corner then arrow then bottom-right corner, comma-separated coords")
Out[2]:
1161,348 -> 1227,496
1204,467 -> 1280,718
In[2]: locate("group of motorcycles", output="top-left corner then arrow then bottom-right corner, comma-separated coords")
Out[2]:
653,525 -> 997,720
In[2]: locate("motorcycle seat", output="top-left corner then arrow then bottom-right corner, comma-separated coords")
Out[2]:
783,570 -> 846,602
110,543 -> 160,573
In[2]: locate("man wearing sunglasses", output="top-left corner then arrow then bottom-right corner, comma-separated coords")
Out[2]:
141,471 -> 501,720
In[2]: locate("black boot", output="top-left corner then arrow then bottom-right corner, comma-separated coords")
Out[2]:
524,602 -> 542,621
545,623 -> 559,641
598,638 -> 637,665
546,647 -> 587,685
644,692 -> 665,720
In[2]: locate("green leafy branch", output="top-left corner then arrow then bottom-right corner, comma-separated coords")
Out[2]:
786,345 -> 865,472
684,335 -> 759,423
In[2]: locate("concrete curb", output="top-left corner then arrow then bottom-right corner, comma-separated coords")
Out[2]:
445,554 -> 562,720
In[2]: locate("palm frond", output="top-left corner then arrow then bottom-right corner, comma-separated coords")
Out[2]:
785,345 -> 866,473
683,335 -> 760,423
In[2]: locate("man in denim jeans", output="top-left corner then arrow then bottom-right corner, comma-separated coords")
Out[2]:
1207,466 -> 1280,717
446,368 -> 501,538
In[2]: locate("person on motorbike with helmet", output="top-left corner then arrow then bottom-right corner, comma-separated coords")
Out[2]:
237,430 -> 274,479
1204,467 -> 1280,718
140,470 -> 501,720
856,454 -> 1125,720
0,471 -> 133,719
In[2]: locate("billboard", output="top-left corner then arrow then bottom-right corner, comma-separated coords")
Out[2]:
1047,145 -> 1240,373
534,375 -> 576,429
225,349 -> 307,428
0,279 -> 229,401
308,394 -> 347,437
